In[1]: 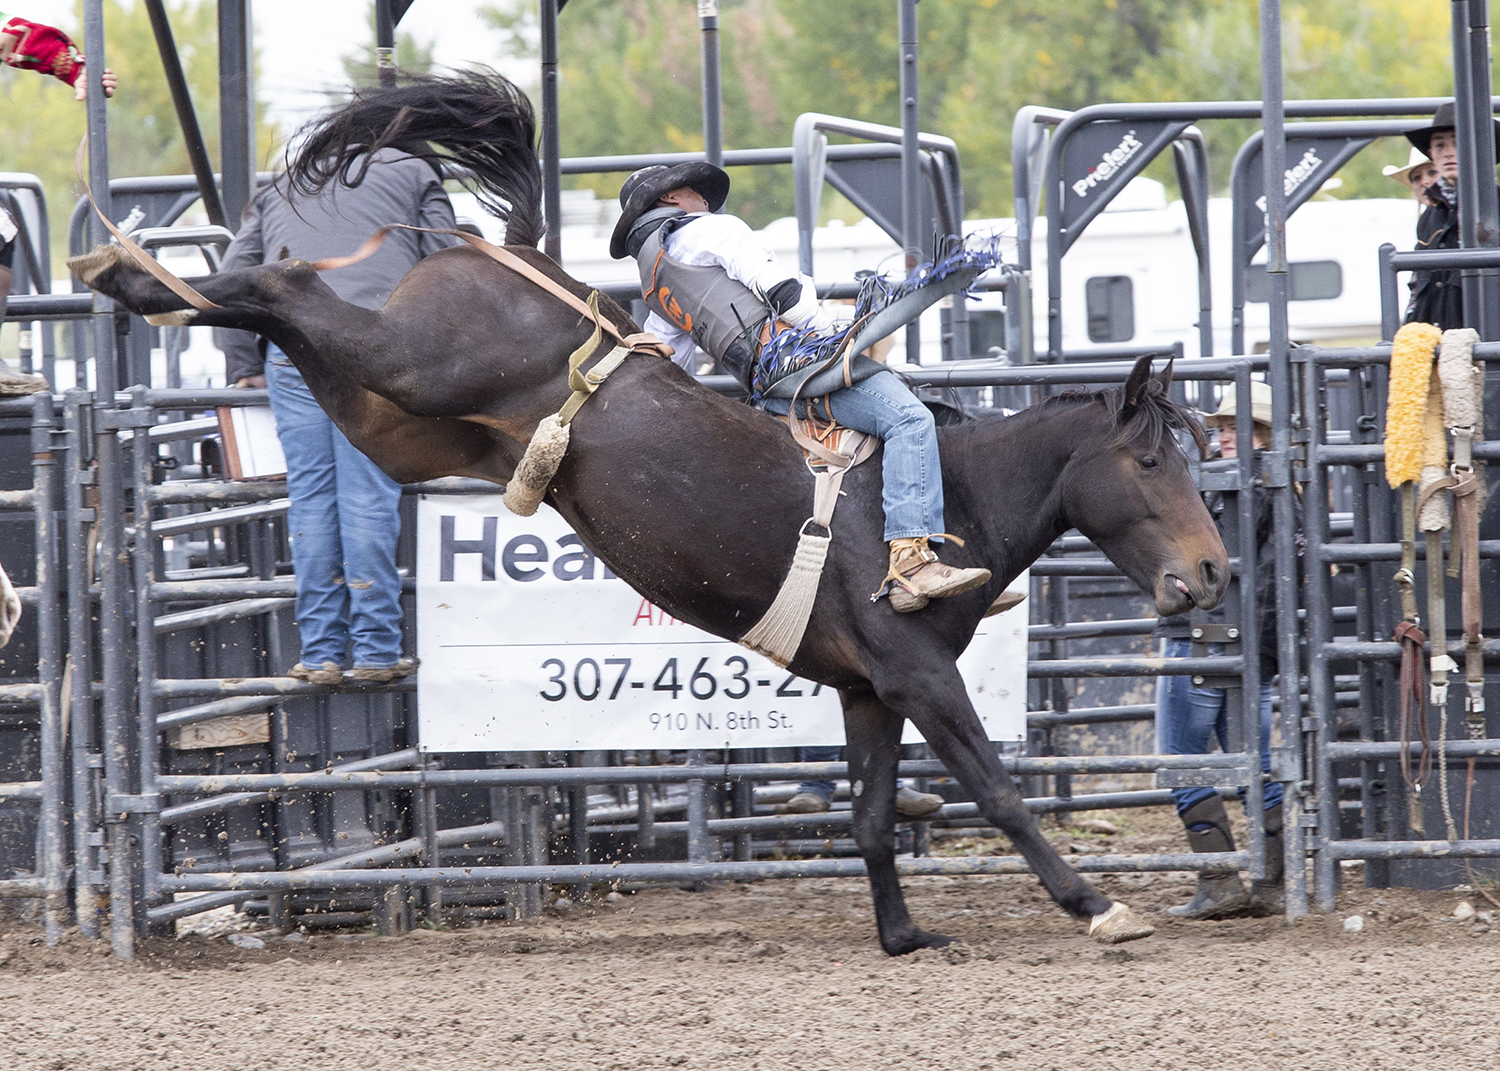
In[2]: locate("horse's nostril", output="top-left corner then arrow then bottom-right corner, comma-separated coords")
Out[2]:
1200,559 -> 1223,590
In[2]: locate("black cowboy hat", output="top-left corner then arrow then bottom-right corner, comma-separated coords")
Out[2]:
1406,101 -> 1500,159
609,161 -> 730,259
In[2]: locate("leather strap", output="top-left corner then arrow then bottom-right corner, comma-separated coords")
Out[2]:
75,138 -> 221,311
556,291 -> 631,426
1394,618 -> 1433,796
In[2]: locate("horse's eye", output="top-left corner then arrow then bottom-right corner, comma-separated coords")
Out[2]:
1139,455 -> 1159,470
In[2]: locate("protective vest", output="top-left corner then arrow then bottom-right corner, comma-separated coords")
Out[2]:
636,219 -> 768,391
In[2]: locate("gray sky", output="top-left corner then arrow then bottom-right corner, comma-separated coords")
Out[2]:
22,1 -> 530,137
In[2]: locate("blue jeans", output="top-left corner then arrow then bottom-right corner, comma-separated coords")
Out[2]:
1156,638 -> 1283,815
798,745 -> 842,801
266,345 -> 405,669
764,369 -> 943,541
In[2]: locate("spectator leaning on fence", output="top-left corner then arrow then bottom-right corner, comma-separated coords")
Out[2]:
219,143 -> 459,685
1402,102 -> 1500,331
0,10 -> 116,394
1155,382 -> 1295,920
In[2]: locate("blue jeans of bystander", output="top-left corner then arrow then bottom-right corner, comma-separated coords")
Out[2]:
1156,637 -> 1283,816
266,344 -> 405,669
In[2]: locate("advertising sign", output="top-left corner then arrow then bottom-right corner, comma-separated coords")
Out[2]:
416,496 -> 1028,752
1058,119 -> 1190,252
1236,135 -> 1372,266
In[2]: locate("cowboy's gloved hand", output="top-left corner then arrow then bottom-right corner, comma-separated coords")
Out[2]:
762,277 -> 832,332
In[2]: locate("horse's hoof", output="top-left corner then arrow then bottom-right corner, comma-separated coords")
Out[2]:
1088,902 -> 1154,944
66,244 -> 131,287
882,928 -> 954,956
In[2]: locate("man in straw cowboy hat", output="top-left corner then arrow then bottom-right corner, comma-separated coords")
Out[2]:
1383,147 -> 1439,208
1155,380 -> 1292,918
612,161 -> 994,612
1404,101 -> 1500,331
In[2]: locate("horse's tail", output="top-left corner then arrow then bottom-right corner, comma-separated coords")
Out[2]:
285,67 -> 545,248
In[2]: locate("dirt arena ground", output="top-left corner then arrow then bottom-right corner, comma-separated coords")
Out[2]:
2,813 -> 1498,1071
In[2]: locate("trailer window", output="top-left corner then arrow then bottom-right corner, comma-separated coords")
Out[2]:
1245,260 -> 1343,302
1085,276 -> 1135,342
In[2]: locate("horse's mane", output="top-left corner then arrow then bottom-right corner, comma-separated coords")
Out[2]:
1040,379 -> 1209,455
285,68 -> 546,248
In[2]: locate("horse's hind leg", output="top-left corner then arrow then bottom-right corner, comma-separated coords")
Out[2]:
841,683 -> 953,955
876,667 -> 1153,943
69,245 -> 335,331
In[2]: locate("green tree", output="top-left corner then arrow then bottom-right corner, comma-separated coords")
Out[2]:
338,10 -> 438,89
0,0 -> 279,269
482,0 -> 1462,224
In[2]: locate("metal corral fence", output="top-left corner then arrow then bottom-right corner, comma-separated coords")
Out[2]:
4,276 -> 1500,961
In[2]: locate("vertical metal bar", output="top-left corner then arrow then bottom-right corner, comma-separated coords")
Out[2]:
82,0 -> 140,958
1378,244 -> 1400,342
32,393 -> 66,943
1466,0 -> 1500,340
685,749 -> 712,868
636,780 -> 656,850
142,0 -> 226,229
730,751 -> 753,862
898,0 -> 922,364
419,760 -> 441,924
375,0 -> 397,88
1259,0 -> 1307,923
523,751 -> 548,913
63,392 -> 100,939
1347,366 -> 1388,887
1452,1 -> 1482,331
699,1 -> 723,167
539,0 -> 563,264
1235,362 -> 1266,881
130,391 -> 165,924
217,0 -> 256,227
1303,357 -> 1339,911
1046,576 -> 1071,804
568,750 -> 590,899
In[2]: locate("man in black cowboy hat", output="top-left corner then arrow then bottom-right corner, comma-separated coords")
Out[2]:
1403,101 -> 1500,331
611,161 -> 992,612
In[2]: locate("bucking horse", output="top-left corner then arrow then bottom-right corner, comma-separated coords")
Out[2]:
71,70 -> 1228,954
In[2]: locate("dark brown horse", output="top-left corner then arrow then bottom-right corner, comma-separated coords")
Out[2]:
71,71 -> 1228,954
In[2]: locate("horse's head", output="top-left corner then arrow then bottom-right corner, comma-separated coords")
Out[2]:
1058,356 -> 1229,617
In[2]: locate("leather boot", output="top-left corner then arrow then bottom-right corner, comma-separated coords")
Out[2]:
1167,796 -> 1250,919
885,536 -> 992,613
1248,802 -> 1285,916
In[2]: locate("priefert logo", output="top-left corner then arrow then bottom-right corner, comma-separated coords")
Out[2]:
1071,130 -> 1145,198
1254,147 -> 1325,214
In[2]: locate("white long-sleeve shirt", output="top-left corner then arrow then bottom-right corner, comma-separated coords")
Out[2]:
640,212 -> 817,371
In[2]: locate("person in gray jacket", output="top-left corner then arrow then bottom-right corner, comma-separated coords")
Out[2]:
219,146 -> 458,685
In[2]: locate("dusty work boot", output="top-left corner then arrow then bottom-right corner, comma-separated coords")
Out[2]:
1167,796 -> 1251,920
1247,802 -> 1285,917
779,791 -> 831,815
894,785 -> 944,818
288,661 -> 344,686
885,536 -> 992,613
352,657 -> 420,682
0,362 -> 49,396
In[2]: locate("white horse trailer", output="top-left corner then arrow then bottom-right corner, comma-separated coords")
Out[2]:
486,177 -> 1421,368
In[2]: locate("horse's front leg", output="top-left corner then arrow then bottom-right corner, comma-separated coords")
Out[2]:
841,683 -> 952,955
874,665 -> 1154,944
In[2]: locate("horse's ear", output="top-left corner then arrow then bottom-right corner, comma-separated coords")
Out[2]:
1155,357 -> 1175,393
1122,354 -> 1154,411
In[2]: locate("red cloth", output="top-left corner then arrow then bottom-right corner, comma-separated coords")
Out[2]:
0,15 -> 85,86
